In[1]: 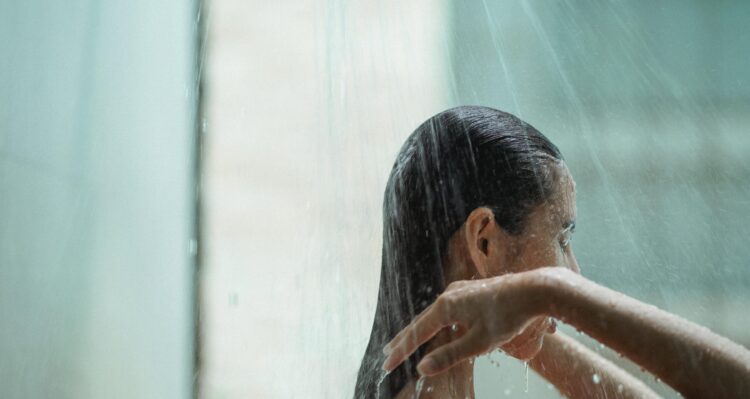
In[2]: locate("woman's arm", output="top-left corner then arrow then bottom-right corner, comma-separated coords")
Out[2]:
382,267 -> 750,399
531,331 -> 660,399
536,267 -> 750,399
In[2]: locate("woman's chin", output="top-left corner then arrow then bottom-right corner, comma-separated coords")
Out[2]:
500,319 -> 554,361
501,334 -> 545,361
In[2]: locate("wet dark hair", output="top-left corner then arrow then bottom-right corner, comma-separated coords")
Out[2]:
354,106 -> 563,398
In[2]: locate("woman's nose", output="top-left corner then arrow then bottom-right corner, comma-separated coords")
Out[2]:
567,251 -> 581,274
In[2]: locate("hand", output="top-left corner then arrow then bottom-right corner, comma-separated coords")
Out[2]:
381,270 -> 548,376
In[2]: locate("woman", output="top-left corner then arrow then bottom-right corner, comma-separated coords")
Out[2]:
355,106 -> 750,398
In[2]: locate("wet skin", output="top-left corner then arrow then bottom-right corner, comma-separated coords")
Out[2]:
385,161 -> 579,397
383,161 -> 750,399
439,161 -> 579,362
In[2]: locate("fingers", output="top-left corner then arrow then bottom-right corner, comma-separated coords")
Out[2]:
416,328 -> 488,376
383,282 -> 472,355
381,303 -> 452,372
383,302 -> 436,355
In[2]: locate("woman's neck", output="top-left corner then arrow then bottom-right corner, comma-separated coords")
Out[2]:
395,242 -> 477,398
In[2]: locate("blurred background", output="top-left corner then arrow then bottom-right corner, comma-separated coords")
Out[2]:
0,0 -> 199,398
2,0 -> 749,398
202,1 -> 750,398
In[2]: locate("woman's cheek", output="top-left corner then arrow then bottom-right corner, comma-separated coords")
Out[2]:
526,243 -> 561,270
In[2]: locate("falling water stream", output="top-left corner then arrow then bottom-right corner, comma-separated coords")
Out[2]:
524,362 -> 529,393
414,377 -> 426,399
375,369 -> 389,398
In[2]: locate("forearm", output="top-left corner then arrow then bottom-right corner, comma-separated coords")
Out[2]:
535,268 -> 750,399
530,331 -> 660,399
530,332 -> 657,399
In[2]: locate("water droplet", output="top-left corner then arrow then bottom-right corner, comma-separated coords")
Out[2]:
592,373 -> 601,384
504,388 -> 511,396
426,386 -> 433,393
598,343 -> 605,350
547,383 -> 554,390
486,352 -> 501,368
188,239 -> 198,256
451,323 -> 459,332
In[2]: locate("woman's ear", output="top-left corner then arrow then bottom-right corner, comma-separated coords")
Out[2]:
464,207 -> 497,278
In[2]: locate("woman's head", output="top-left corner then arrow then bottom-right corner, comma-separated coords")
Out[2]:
355,106 -> 575,398
445,162 -> 579,360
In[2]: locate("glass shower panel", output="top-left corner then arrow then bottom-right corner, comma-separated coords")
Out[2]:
0,1 -> 198,398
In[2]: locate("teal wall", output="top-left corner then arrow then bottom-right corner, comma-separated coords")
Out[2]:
448,0 -> 750,303
448,2 -> 750,397
0,1 -> 197,398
